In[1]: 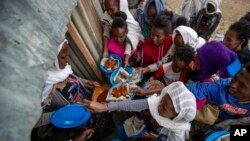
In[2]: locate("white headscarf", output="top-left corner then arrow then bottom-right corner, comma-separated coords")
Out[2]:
147,81 -> 196,141
173,25 -> 206,52
206,0 -> 221,14
102,0 -> 143,50
41,39 -> 73,102
180,0 -> 208,21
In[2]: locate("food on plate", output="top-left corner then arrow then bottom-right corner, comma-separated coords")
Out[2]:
111,85 -> 129,98
114,68 -> 131,83
106,84 -> 132,101
130,68 -> 142,84
104,57 -> 118,70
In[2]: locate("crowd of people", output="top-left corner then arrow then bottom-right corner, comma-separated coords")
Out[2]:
32,0 -> 250,141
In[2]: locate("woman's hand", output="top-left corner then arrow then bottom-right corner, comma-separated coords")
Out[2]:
130,86 -> 145,96
141,131 -> 157,140
141,67 -> 150,74
86,80 -> 100,89
82,99 -> 108,113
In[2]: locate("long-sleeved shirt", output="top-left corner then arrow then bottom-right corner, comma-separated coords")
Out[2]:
142,35 -> 173,68
186,78 -> 250,119
191,9 -> 221,40
108,99 -> 148,112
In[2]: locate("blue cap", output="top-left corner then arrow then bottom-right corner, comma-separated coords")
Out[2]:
50,104 -> 91,128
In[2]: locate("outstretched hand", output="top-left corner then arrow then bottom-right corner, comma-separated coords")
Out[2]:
82,99 -> 108,113
140,67 -> 150,74
86,80 -> 100,89
130,86 -> 145,96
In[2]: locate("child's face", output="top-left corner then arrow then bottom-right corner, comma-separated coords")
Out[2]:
174,31 -> 184,47
112,27 -> 127,45
172,57 -> 187,73
158,94 -> 177,118
104,0 -> 119,18
58,43 -> 70,69
223,29 -> 244,51
205,3 -> 216,15
189,56 -> 200,71
229,68 -> 250,102
151,27 -> 166,46
147,4 -> 157,24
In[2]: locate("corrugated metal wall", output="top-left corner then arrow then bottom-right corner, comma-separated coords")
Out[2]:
67,0 -> 105,83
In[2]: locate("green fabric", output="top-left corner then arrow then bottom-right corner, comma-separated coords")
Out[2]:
141,27 -> 151,38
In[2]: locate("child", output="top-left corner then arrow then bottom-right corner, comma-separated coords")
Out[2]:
102,0 -> 142,57
191,0 -> 221,40
188,41 -> 237,82
134,0 -> 165,38
150,45 -> 195,86
141,25 -> 205,74
83,81 -> 196,141
172,16 -> 190,30
223,21 -> 250,65
107,11 -> 132,67
141,15 -> 173,68
180,0 -> 207,21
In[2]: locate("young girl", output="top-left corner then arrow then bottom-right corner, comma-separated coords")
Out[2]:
83,81 -> 196,141
141,15 -> 173,68
134,0 -> 165,38
142,25 -> 206,74
150,45 -> 195,86
102,0 -> 142,57
223,21 -> 250,65
188,41 -> 237,82
180,0 -> 209,21
191,0 -> 221,40
107,12 -> 132,67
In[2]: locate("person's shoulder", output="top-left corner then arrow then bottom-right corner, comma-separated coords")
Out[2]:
215,78 -> 232,86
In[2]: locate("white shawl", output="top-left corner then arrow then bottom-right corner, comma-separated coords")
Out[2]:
174,25 -> 206,52
41,39 -> 73,102
147,82 -> 196,141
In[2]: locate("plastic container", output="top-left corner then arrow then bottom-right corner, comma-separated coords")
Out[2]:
205,130 -> 229,141
92,84 -> 110,102
110,66 -> 133,86
99,54 -> 122,74
117,122 -> 146,139
50,104 -> 91,128
106,83 -> 135,102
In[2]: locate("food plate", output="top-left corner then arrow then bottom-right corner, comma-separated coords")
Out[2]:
99,54 -> 122,74
50,104 -> 91,128
106,83 -> 135,102
130,68 -> 143,84
92,84 -> 110,102
110,67 -> 133,86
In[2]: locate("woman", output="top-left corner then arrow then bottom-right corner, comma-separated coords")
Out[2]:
188,41 -> 237,82
191,0 -> 221,40
32,40 -> 114,141
223,21 -> 250,65
134,0 -> 165,38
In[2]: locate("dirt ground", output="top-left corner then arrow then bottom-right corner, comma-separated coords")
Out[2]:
167,0 -> 250,40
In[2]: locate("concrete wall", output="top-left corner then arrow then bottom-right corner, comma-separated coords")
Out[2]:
0,0 -> 77,140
